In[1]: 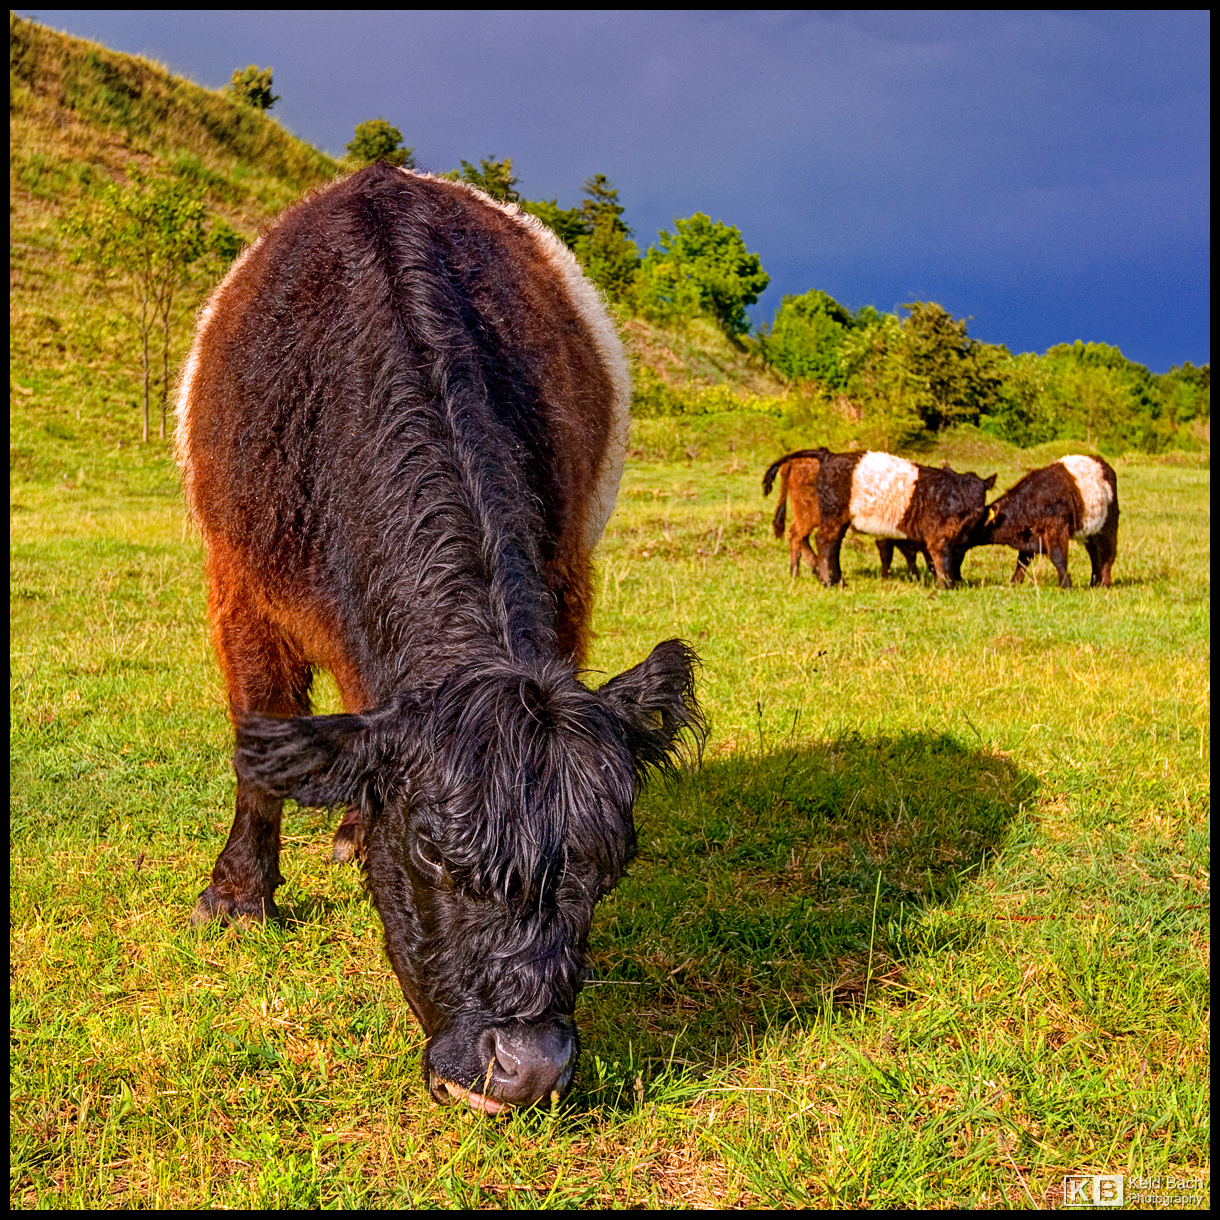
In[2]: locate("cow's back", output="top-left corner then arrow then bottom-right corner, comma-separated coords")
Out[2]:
176,165 -> 630,693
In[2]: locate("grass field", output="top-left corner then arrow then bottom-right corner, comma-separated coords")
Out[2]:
10,420 -> 1210,1208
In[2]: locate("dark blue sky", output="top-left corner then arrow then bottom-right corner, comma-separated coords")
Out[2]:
27,10 -> 1210,371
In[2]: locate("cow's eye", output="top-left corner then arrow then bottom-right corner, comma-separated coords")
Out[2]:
413,834 -> 446,877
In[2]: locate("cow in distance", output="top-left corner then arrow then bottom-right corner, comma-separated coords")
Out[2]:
969,454 -> 1119,587
763,448 -> 928,581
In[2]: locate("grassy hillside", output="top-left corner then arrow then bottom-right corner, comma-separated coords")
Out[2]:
10,13 -> 781,464
623,315 -> 789,396
10,12 -> 338,475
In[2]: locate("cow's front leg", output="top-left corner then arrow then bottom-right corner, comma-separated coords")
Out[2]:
1010,551 -> 1035,584
193,785 -> 287,924
193,585 -> 312,925
928,542 -> 955,589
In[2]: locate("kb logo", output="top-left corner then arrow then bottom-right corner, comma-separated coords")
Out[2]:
1064,1175 -> 1124,1206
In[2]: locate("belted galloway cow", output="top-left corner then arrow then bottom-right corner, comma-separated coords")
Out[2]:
764,449 -> 995,588
969,454 -> 1118,587
176,163 -> 703,1115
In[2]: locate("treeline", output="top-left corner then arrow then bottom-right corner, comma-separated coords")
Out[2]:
346,123 -> 769,343
349,121 -> 1207,456
15,1 -> 1204,462
762,291 -> 1209,455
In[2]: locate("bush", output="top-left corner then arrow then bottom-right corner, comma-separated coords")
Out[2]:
631,367 -> 783,420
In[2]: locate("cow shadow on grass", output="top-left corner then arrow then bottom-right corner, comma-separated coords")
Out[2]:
574,730 -> 1035,1109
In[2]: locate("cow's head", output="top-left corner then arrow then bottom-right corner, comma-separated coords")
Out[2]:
234,639 -> 702,1113
946,471 -> 998,536
961,478 -> 1003,548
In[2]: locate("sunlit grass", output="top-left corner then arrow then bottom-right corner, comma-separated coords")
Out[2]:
10,431 -> 1210,1207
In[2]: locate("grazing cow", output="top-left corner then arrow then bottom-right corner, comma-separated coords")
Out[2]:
810,451 -> 996,588
762,448 -> 926,580
970,454 -> 1118,587
175,164 -> 703,1115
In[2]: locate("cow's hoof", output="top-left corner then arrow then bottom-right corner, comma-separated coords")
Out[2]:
331,815 -> 363,864
190,887 -> 280,926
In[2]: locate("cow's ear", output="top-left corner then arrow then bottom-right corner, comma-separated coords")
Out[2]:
597,639 -> 705,776
235,699 -> 411,807
983,473 -> 998,491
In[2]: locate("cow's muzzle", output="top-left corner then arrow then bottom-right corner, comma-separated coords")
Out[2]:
427,1016 -> 577,1113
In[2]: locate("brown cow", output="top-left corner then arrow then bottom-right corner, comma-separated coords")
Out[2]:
762,447 -> 827,576
969,454 -> 1119,587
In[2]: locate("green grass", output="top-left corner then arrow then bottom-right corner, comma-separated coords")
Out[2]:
10,422 -> 1210,1207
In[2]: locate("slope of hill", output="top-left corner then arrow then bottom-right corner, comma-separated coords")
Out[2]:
10,12 -> 337,361
9,13 -> 352,494
10,12 -> 795,495
622,316 -> 789,398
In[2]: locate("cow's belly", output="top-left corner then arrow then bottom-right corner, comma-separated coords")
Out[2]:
851,515 -> 908,539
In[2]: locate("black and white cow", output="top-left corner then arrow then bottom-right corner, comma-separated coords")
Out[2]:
763,447 -> 929,581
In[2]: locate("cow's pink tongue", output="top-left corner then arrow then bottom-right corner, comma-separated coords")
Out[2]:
442,1079 -> 507,1116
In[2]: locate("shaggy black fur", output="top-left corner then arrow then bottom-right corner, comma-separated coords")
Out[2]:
236,643 -> 702,1102
184,164 -> 704,1108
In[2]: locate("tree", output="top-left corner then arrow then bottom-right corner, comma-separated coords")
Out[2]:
66,172 -> 207,442
523,175 -> 641,302
453,156 -> 521,203
838,314 -> 925,449
897,301 -> 1003,431
1157,361 -> 1210,431
346,119 -> 415,168
207,218 -> 245,267
981,351 -> 1061,447
228,65 -> 279,111
636,213 -> 769,339
520,198 -> 590,249
573,174 -> 639,302
766,288 -> 854,387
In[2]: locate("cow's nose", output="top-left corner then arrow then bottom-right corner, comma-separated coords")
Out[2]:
476,1018 -> 576,1106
